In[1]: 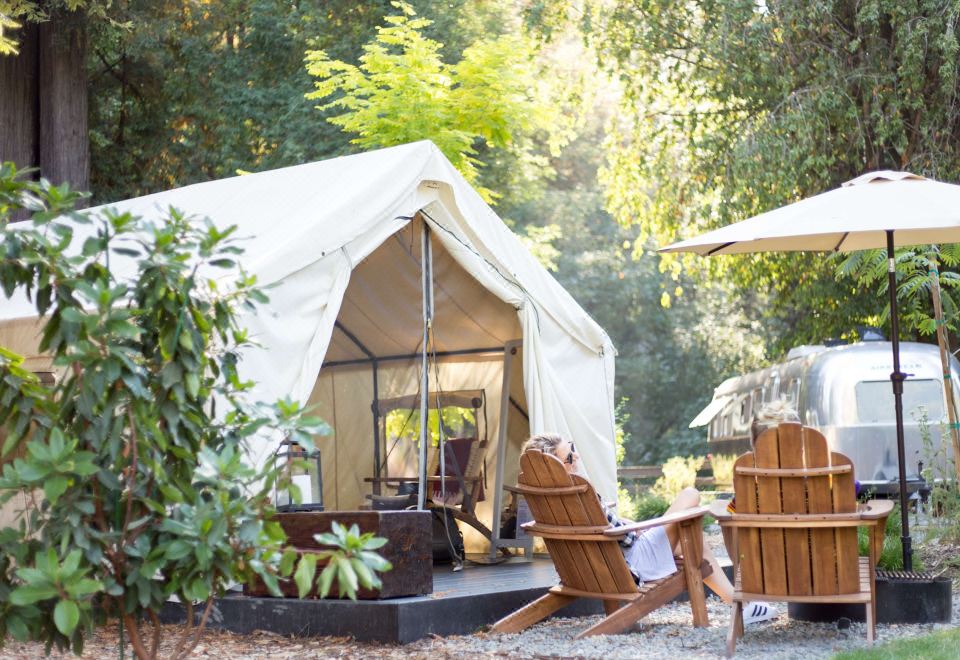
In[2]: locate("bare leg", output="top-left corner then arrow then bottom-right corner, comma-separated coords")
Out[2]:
662,487 -> 734,603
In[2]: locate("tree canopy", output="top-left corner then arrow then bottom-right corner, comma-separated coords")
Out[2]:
6,0 -> 960,478
580,0 -> 960,351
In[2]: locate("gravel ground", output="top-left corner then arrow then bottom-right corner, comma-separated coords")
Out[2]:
3,526 -> 957,659
2,586 -> 956,659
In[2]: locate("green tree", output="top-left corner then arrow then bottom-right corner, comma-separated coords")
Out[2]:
836,244 -> 960,339
85,0 -> 529,204
564,0 -> 960,354
304,1 -> 575,203
0,164 -> 388,658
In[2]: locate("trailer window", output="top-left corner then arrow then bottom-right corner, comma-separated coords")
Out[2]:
739,395 -> 752,425
784,379 -> 800,407
855,379 -> 944,423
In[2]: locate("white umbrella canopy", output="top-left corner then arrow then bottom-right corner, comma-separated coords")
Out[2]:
661,171 -> 960,255
660,169 -> 960,572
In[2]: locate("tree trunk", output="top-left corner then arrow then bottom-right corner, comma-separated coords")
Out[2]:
0,10 -> 89,214
39,10 -> 89,199
0,23 -> 40,171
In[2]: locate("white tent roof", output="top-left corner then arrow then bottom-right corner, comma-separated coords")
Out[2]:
0,141 -> 619,500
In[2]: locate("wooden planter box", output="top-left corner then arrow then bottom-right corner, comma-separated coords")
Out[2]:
246,510 -> 433,600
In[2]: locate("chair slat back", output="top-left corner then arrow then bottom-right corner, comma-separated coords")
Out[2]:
733,423 -> 859,597
519,450 -> 637,595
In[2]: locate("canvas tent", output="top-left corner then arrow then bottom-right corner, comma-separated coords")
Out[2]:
0,141 -> 618,548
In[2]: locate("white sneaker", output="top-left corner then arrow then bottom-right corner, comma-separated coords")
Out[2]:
742,601 -> 779,624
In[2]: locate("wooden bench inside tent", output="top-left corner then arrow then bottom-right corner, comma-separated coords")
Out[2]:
492,449 -> 712,638
709,422 -> 893,657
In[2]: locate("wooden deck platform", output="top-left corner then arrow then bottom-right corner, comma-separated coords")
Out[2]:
161,556 -> 604,643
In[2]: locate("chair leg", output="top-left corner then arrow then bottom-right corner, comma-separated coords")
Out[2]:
577,599 -> 653,638
677,524 -> 710,627
577,576 -> 684,638
491,593 -> 576,634
726,601 -> 742,658
866,602 -> 875,646
604,600 -> 622,615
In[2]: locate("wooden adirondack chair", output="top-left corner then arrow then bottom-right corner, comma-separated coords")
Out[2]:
710,422 -> 893,657
491,449 -> 713,638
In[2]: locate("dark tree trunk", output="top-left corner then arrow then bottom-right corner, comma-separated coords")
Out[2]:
0,23 -> 40,172
0,10 -> 89,215
39,11 -> 89,199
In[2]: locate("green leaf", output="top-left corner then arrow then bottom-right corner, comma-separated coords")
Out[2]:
279,549 -> 297,577
6,615 -> 30,641
66,578 -> 102,599
44,476 -> 69,505
335,556 -> 358,600
362,537 -> 388,550
350,557 -> 378,591
294,554 -> 317,598
317,563 -> 337,599
53,599 -> 80,636
9,584 -> 58,605
164,540 -> 192,561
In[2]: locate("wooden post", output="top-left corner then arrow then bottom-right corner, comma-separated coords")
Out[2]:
928,250 -> 960,482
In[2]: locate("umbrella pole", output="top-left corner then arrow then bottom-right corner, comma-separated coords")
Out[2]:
886,230 -> 913,571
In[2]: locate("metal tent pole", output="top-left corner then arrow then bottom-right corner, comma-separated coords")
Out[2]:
886,230 -> 913,571
488,341 -> 529,561
417,220 -> 434,511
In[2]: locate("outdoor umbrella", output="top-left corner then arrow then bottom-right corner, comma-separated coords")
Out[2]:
660,170 -> 960,571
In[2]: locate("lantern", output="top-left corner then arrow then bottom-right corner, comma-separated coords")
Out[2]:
275,437 -> 324,512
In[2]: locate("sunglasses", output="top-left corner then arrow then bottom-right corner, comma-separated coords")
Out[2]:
564,443 -> 577,465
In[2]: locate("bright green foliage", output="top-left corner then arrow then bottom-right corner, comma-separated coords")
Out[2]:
0,163 -> 390,658
835,627 -> 960,660
384,406 -> 476,447
856,504 -> 922,571
571,0 -> 960,354
650,455 -> 704,502
836,244 -> 960,337
293,522 -> 392,600
304,1 -> 575,202
708,453 -> 737,487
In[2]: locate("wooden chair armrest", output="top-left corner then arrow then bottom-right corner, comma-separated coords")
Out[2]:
859,499 -> 894,520
602,505 -> 710,536
709,499 -> 733,521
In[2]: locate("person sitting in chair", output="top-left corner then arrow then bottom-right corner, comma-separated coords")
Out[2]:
522,432 -> 778,625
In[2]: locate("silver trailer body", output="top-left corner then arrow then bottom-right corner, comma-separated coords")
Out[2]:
693,341 -> 959,494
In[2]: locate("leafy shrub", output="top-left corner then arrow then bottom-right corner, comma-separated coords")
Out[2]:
858,503 -> 924,571
633,492 -> 670,521
709,453 -> 737,487
650,455 -> 704,502
616,484 -> 639,521
0,165 -> 389,658
916,408 -> 960,544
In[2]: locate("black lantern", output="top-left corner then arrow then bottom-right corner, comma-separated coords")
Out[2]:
275,437 -> 324,512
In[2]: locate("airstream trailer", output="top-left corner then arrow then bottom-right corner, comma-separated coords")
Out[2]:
691,341 -> 959,495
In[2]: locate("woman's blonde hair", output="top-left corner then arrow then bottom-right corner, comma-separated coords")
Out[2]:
750,399 -> 800,443
523,433 -> 564,455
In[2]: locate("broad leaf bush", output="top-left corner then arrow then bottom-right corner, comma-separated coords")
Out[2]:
0,163 -> 388,658
650,455 -> 704,502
